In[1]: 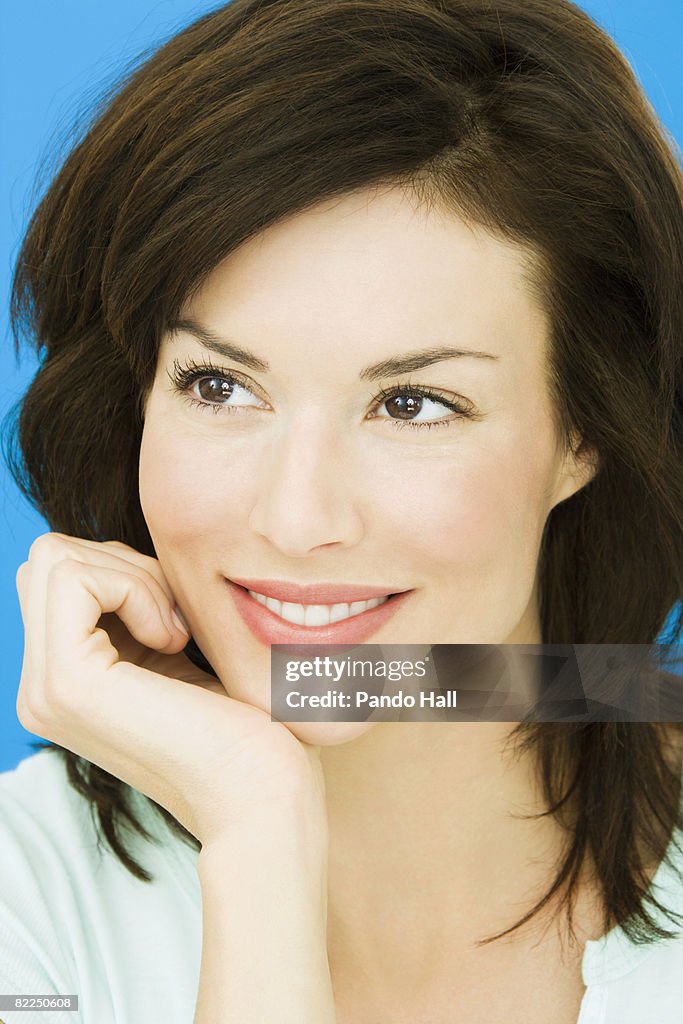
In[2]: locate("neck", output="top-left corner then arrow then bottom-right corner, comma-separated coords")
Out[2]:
320,718 -> 595,995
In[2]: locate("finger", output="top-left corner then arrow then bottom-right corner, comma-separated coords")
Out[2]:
17,559 -> 178,730
17,535 -> 181,696
16,560 -> 46,695
21,535 -> 189,665
44,560 -> 185,674
46,534 -> 177,604
16,560 -> 30,612
55,540 -> 182,630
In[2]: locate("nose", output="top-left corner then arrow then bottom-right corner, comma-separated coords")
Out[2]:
247,417 -> 365,557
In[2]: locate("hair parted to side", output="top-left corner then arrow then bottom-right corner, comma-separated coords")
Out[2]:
6,0 -> 683,948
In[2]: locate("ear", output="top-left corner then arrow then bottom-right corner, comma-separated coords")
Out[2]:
550,432 -> 600,509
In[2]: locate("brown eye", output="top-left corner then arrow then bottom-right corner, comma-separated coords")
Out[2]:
170,359 -> 266,412
368,383 -> 473,431
195,377 -> 235,403
376,390 -> 460,424
384,394 -> 424,420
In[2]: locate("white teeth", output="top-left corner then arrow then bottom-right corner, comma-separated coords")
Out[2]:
246,590 -> 389,626
281,601 -> 306,626
330,602 -> 349,623
304,604 -> 331,627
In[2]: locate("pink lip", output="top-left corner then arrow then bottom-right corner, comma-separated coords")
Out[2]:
228,577 -> 406,604
226,580 -> 412,647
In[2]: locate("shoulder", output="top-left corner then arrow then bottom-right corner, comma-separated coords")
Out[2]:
0,748 -> 95,862
0,749 -> 201,1021
0,748 -> 116,943
0,747 -> 196,880
0,750 -> 100,1005
582,763 -> 683,1016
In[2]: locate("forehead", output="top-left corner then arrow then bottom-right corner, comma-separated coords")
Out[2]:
178,186 -> 549,374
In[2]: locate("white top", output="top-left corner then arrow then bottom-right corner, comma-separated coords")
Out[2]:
0,749 -> 682,1023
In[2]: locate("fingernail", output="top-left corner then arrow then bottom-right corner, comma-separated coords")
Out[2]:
171,605 -> 190,635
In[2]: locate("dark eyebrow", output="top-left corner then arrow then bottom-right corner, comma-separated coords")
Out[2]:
359,346 -> 500,382
170,318 -> 499,380
169,318 -> 270,372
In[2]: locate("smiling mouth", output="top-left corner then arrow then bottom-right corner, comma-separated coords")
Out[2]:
245,589 -> 392,627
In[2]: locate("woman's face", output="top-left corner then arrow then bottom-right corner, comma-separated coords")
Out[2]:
139,186 -> 595,741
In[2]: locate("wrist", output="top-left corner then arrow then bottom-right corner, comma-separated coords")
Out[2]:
197,799 -> 329,884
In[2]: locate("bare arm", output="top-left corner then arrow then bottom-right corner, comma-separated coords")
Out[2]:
14,533 -> 336,1020
194,801 -> 335,1024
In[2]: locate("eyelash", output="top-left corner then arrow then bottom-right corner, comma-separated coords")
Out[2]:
167,357 -> 475,431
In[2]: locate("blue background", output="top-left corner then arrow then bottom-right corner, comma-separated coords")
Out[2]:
1,1 -> 681,772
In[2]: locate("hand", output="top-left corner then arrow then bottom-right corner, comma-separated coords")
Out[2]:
15,533 -> 327,847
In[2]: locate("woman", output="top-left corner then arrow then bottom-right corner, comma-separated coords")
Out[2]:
1,0 -> 682,1021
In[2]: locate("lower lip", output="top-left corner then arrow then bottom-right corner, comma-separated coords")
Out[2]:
226,581 -> 412,647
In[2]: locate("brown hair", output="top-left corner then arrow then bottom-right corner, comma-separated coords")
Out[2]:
6,0 -> 683,947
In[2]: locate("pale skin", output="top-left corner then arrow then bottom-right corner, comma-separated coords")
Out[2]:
17,185 -> 605,1023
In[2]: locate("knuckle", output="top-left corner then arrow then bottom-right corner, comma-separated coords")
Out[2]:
48,556 -> 85,584
101,539 -> 130,551
28,531 -> 70,564
126,546 -> 161,574
142,553 -> 164,575
102,541 -> 163,578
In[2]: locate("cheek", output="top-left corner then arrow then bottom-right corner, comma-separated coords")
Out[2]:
138,421 -> 249,562
369,427 -> 556,573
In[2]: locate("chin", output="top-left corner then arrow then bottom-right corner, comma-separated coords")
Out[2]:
212,668 -> 379,747
279,719 -> 378,747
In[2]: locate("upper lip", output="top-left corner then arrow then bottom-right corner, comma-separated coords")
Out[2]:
228,577 -> 407,604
